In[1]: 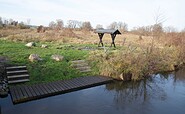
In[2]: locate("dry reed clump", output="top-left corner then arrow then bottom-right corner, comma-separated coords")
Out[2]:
88,43 -> 180,80
61,29 -> 77,38
4,30 -> 66,43
162,32 -> 185,64
0,29 -> 32,38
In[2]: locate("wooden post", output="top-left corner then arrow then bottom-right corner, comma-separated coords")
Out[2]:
98,33 -> 104,47
110,33 -> 116,47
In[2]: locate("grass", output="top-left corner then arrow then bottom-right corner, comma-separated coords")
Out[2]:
1,28 -> 184,82
0,39 -> 98,85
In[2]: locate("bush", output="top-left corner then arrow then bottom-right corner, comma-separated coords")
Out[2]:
88,44 -> 179,80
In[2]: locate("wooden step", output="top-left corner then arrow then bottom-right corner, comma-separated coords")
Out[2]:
8,79 -> 30,84
71,63 -> 89,67
71,60 -> 86,64
7,74 -> 29,79
7,70 -> 28,74
6,66 -> 27,70
76,66 -> 91,71
80,69 -> 92,73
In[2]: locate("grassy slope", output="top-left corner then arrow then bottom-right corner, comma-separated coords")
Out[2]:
0,40 -> 96,84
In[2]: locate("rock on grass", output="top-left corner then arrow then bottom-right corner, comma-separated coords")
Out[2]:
25,42 -> 36,47
29,54 -> 42,62
51,55 -> 64,61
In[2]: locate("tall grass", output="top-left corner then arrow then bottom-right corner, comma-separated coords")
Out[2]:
88,42 -> 181,80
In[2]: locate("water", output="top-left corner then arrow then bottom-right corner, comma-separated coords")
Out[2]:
1,67 -> 185,114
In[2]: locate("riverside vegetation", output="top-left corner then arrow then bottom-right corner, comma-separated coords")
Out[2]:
0,27 -> 185,84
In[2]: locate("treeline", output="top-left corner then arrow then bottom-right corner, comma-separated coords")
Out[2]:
48,19 -> 128,32
0,17 -> 30,29
1,16 -> 185,35
130,24 -> 185,36
48,19 -> 93,31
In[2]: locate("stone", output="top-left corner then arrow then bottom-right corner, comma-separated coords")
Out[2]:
25,42 -> 36,47
29,54 -> 42,62
119,72 -> 132,81
41,44 -> 48,48
0,56 -> 8,63
51,55 -> 64,61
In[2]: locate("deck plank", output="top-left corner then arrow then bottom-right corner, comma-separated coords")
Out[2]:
9,76 -> 113,104
23,86 -> 35,97
9,87 -> 17,102
27,86 -> 37,97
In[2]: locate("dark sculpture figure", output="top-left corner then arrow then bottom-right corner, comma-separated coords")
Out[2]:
95,29 -> 121,47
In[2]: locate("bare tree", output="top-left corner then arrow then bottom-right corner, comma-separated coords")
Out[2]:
81,21 -> 92,31
37,25 -> 45,33
8,19 -> 13,25
49,21 -> 56,29
152,8 -> 166,39
96,24 -> 103,29
0,17 -> 3,27
56,19 -> 64,30
3,19 -> 8,25
117,22 -> 128,32
164,26 -> 177,33
107,22 -> 118,29
67,20 -> 81,29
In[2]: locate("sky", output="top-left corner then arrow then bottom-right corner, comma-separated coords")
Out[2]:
0,0 -> 185,30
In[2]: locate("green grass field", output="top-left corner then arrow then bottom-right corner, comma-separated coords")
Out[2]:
0,40 -> 98,84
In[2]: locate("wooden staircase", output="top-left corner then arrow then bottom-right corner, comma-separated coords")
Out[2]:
6,66 -> 30,84
71,60 -> 92,73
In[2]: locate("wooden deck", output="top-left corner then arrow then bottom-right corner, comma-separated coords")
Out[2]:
9,76 -> 113,104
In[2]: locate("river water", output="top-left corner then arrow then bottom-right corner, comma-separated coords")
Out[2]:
1,67 -> 185,114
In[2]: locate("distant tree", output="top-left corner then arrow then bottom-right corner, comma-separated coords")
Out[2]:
8,18 -> 13,25
49,21 -> 56,29
117,22 -> 128,32
0,17 -> 3,27
3,19 -> 8,25
56,19 -> 64,30
107,22 -> 118,29
96,24 -> 103,29
76,21 -> 83,29
67,20 -> 78,29
18,21 -> 29,29
164,26 -> 177,33
81,21 -> 92,31
37,25 -> 46,33
131,25 -> 153,36
152,24 -> 163,38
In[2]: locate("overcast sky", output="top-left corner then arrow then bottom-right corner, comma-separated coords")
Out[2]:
0,0 -> 185,30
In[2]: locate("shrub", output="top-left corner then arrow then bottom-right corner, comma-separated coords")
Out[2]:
88,44 -> 179,80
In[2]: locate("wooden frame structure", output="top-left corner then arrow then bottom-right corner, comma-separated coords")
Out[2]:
95,29 -> 121,47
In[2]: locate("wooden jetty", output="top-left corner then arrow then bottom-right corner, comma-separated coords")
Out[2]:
9,76 -> 113,104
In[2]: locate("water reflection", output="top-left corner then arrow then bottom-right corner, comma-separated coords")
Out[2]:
0,67 -> 185,114
105,67 -> 185,113
106,76 -> 167,109
174,67 -> 185,82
